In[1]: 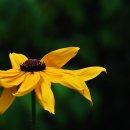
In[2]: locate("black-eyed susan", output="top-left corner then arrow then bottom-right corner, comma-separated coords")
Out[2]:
0,47 -> 106,114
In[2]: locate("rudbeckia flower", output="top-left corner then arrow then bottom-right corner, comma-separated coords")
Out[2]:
0,47 -> 106,114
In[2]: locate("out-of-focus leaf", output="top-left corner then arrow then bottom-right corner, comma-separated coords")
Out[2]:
71,35 -> 99,65
99,29 -> 122,48
57,0 -> 85,24
100,0 -> 122,17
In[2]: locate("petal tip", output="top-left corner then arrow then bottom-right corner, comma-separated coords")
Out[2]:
44,107 -> 55,115
104,68 -> 107,74
48,110 -> 55,115
73,47 -> 80,51
13,92 -> 21,96
101,67 -> 107,74
86,96 -> 93,106
89,100 -> 93,106
9,52 -> 15,55
75,47 -> 80,50
67,47 -> 80,51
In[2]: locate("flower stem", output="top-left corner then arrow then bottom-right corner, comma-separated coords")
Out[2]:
32,91 -> 36,130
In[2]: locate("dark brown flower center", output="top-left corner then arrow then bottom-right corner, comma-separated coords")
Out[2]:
20,59 -> 46,72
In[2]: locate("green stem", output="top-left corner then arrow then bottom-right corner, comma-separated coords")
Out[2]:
32,91 -> 36,130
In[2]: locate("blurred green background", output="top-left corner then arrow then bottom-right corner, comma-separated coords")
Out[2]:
0,0 -> 130,130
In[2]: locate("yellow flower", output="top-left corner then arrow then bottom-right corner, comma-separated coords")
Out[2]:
0,47 -> 106,114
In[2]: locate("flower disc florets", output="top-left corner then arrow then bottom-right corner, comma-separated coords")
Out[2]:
20,59 -> 45,72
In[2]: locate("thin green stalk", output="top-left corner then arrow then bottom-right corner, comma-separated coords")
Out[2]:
32,91 -> 36,130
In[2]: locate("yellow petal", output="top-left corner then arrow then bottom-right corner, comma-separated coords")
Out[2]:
78,83 -> 93,105
41,47 -> 80,68
45,67 -> 92,104
35,85 -> 55,114
75,67 -> 106,81
44,67 -> 64,82
58,75 -> 92,103
0,69 -> 21,78
35,85 -> 43,110
45,67 -> 84,91
14,72 -> 40,96
0,87 -> 17,114
36,74 -> 55,114
58,74 -> 85,90
9,53 -> 28,69
0,70 -> 25,88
